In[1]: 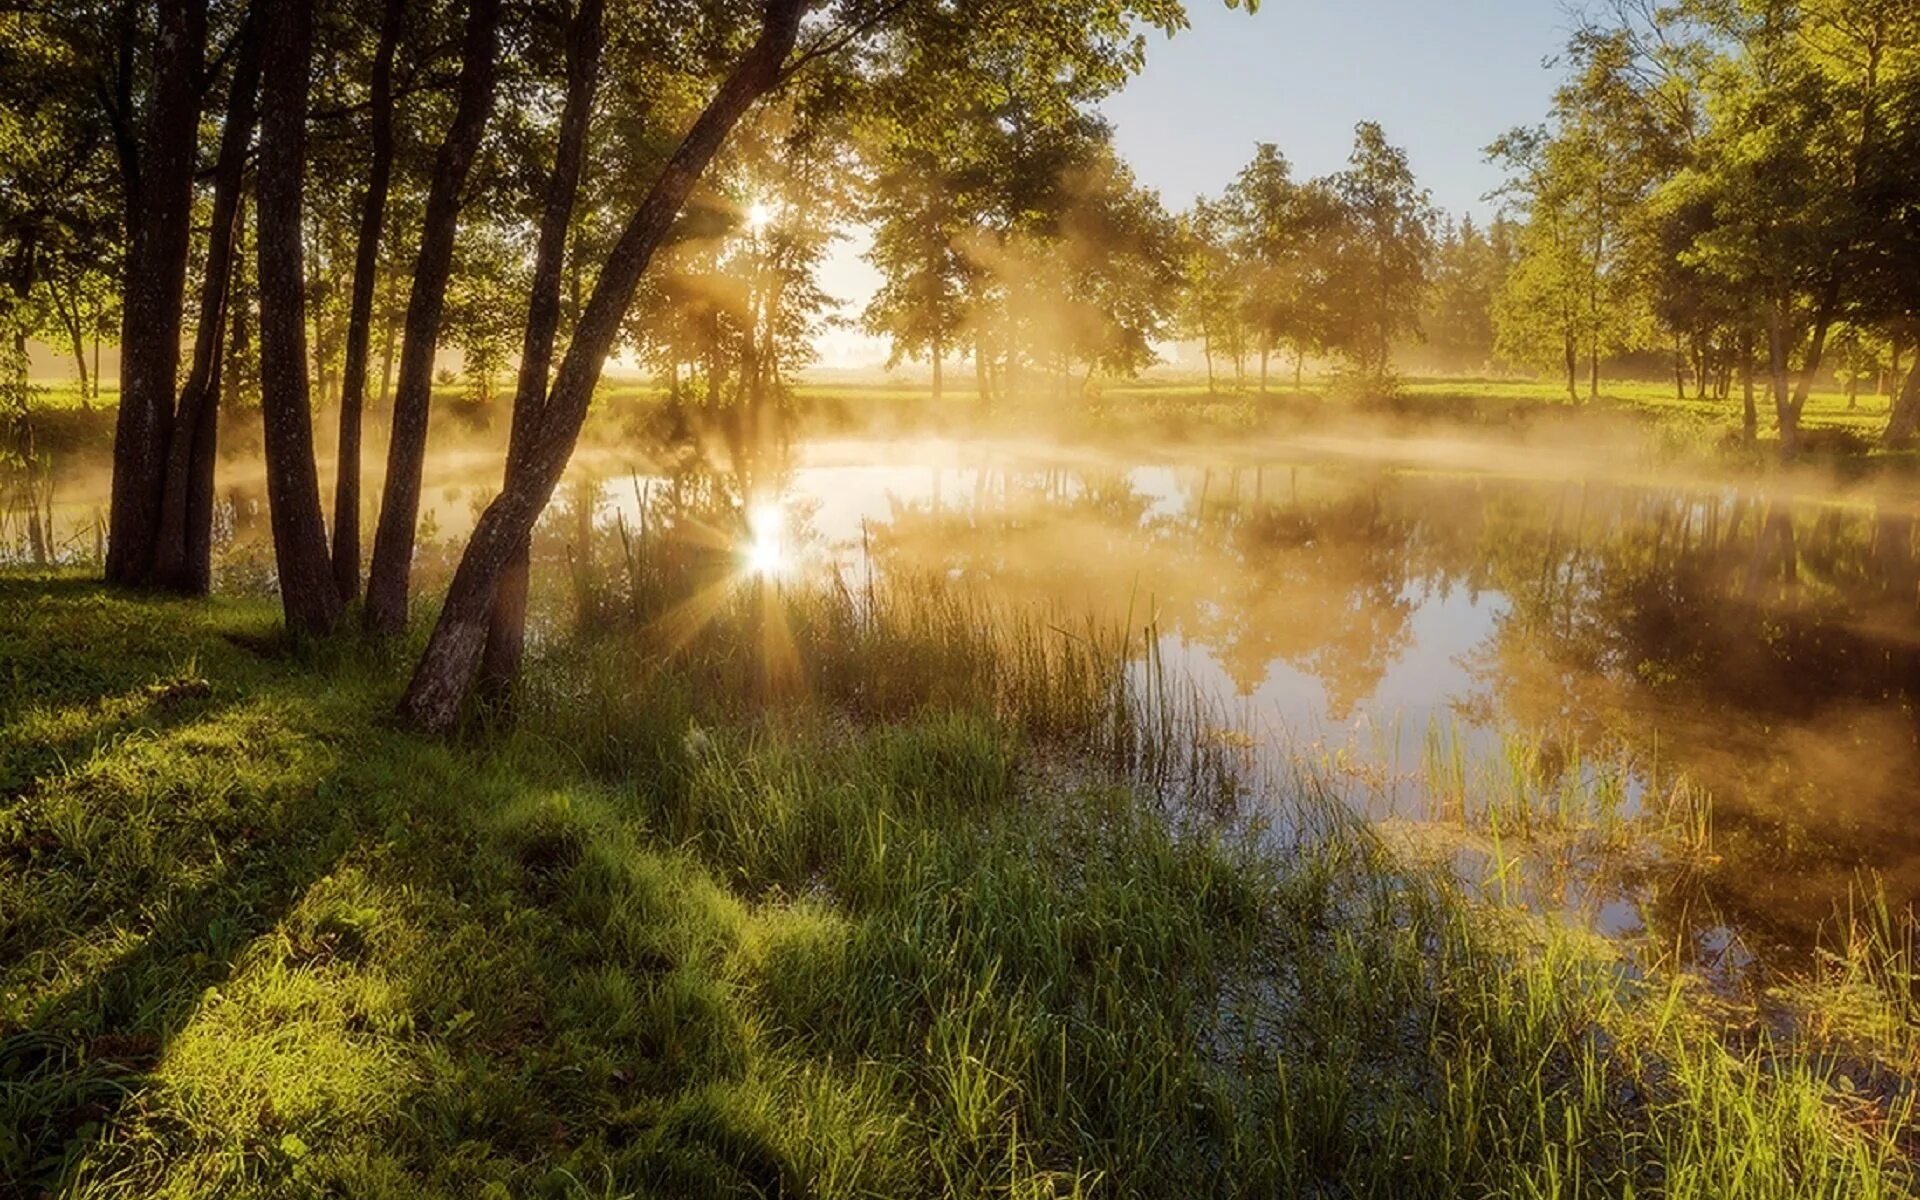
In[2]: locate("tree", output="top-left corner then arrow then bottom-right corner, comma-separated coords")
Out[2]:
151,3 -> 262,593
400,0 -> 1246,731
1320,122 -> 1434,380
479,0 -> 604,698
256,0 -> 343,634
364,0 -> 503,636
1421,214 -> 1513,373
862,145 -> 968,399
1175,196 -> 1245,392
397,0 -> 811,730
330,0 -> 407,602
1221,143 -> 1329,391
103,0 -> 208,586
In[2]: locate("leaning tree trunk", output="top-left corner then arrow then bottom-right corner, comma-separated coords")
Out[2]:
1885,340 -> 1920,447
478,0 -> 604,702
105,0 -> 208,585
399,0 -> 806,732
331,0 -> 406,602
152,4 -> 261,594
256,0 -> 343,635
363,0 -> 503,636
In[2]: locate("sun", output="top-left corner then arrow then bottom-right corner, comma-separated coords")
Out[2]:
744,200 -> 772,233
743,502 -> 787,578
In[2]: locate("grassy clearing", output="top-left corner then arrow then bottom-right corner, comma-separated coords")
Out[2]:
2,567 -> 1917,1197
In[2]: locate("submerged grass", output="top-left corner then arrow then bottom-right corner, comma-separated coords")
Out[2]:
1,566 -> 1916,1197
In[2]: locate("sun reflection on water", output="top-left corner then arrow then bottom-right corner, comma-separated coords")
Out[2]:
743,502 -> 788,578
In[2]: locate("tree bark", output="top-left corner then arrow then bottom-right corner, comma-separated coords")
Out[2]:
478,0 -> 604,702
1885,340 -> 1920,447
1790,279 -> 1840,422
399,0 -> 806,732
153,4 -> 261,594
50,282 -> 89,400
256,0 -> 344,635
1768,304 -> 1797,456
105,0 -> 207,585
332,0 -> 407,602
1741,328 -> 1757,445
364,0 -> 503,635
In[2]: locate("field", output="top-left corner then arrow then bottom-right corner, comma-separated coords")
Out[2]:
3,561 -> 1917,1197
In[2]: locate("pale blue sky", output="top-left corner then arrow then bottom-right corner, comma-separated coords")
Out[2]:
817,0 -> 1577,367
1102,0 -> 1575,220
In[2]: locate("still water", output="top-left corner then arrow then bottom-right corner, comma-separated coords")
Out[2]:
14,438 -> 1920,971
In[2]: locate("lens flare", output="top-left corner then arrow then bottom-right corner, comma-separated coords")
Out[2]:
745,201 -> 772,233
744,503 -> 787,577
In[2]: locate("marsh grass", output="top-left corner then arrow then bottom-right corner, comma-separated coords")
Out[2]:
0,566 -> 1916,1197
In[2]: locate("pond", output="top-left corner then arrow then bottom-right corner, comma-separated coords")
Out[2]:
13,433 -> 1920,976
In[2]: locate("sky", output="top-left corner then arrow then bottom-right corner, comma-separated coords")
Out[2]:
815,0 -> 1575,369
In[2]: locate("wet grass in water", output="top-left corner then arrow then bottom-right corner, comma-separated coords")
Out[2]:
0,568 -> 1914,1197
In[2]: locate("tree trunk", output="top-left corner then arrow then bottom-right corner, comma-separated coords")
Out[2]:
51,282 -> 89,399
364,0 -> 503,636
1769,305 -> 1797,456
974,331 -> 990,405
152,5 -> 261,594
1885,340 -> 1920,447
256,0 -> 343,635
1791,279 -> 1841,420
1563,330 -> 1578,403
478,0 -> 604,703
399,0 -> 806,732
105,0 -> 207,585
930,334 -> 943,402
331,0 -> 406,602
1741,328 -> 1758,445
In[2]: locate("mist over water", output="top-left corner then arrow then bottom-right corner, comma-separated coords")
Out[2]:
13,417 -> 1920,977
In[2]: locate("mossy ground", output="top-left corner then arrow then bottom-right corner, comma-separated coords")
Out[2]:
1,571 -> 1915,1198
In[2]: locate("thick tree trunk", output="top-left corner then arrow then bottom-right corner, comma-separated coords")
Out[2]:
153,5 -> 261,594
105,0 -> 207,585
400,0 -> 806,732
364,0 -> 503,635
256,0 -> 344,635
478,0 -> 604,703
331,0 -> 406,602
1885,340 -> 1920,447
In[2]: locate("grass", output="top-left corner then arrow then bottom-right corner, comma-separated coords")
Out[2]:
2,563 -> 1918,1197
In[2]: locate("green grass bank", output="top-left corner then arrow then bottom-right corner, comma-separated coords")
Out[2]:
2,570 -> 1916,1198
